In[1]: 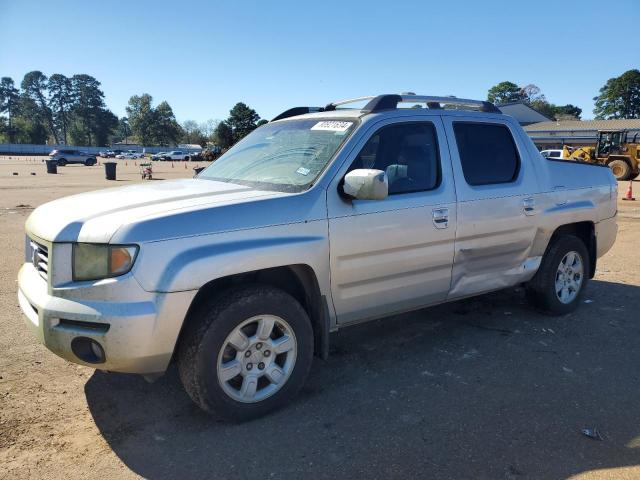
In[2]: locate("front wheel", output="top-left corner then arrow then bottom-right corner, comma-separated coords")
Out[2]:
526,235 -> 589,315
177,285 -> 314,420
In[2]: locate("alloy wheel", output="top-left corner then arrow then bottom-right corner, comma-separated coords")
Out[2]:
216,315 -> 297,403
555,250 -> 584,304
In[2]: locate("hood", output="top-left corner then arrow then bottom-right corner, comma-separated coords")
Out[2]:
26,179 -> 289,243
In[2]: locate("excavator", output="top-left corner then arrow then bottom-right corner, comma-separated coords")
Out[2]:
562,130 -> 640,180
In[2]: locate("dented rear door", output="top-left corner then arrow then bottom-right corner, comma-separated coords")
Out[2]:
442,115 -> 541,299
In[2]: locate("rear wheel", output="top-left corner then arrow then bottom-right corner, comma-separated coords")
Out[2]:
526,235 -> 589,315
608,159 -> 632,181
57,158 -> 67,166
177,285 -> 313,420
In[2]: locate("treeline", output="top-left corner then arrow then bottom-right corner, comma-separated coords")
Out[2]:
487,69 -> 640,120
487,81 -> 583,120
124,95 -> 266,149
0,71 -> 266,148
0,72 -> 118,145
3,68 -> 638,146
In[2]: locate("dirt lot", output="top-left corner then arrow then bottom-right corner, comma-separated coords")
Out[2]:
1,156 -> 640,479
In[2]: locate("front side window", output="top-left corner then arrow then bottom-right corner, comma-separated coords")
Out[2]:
453,122 -> 520,186
199,119 -> 357,192
348,122 -> 441,195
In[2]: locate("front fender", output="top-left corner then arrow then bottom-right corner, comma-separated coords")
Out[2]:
132,220 -> 331,295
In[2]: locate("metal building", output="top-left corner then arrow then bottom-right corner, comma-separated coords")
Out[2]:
524,119 -> 640,149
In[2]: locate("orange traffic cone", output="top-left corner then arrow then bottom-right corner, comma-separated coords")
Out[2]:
184,162 -> 187,169
125,161 -> 128,166
134,161 -> 137,166
622,180 -> 635,201
172,162 -> 174,168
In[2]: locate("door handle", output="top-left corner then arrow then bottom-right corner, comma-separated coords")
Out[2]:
523,197 -> 536,216
432,207 -> 449,229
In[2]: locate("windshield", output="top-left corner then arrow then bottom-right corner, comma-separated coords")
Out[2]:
199,118 -> 357,192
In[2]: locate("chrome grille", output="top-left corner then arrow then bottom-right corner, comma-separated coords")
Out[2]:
29,240 -> 49,281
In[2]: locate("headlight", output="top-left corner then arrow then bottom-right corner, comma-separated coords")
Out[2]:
73,244 -> 138,281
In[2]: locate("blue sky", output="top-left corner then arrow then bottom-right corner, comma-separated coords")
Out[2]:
1,0 -> 638,123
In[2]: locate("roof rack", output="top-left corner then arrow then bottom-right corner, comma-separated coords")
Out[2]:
360,94 -> 500,113
271,94 -> 500,121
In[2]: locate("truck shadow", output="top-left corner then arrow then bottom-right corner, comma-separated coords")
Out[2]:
85,280 -> 640,479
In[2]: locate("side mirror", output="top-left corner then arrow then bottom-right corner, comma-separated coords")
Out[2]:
343,169 -> 388,200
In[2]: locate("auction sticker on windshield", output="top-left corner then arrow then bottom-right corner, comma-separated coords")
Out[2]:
311,121 -> 353,132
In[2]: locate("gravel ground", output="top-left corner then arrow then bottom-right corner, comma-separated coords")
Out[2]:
1,157 -> 639,479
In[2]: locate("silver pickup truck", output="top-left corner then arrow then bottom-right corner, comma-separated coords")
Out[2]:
18,94 -> 618,420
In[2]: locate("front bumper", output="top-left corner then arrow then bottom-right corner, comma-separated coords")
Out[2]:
17,262 -> 195,374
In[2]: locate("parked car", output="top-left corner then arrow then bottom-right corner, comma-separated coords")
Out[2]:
20,94 -> 618,420
163,150 -> 190,161
115,152 -> 143,159
188,151 -> 203,161
151,152 -> 168,161
48,149 -> 97,166
540,149 -> 564,159
98,150 -> 116,158
128,150 -> 145,158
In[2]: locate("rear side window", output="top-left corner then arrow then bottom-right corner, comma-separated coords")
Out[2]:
453,122 -> 520,186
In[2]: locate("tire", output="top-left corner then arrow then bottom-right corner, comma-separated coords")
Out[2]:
184,156 -> 189,161
85,158 -> 96,166
631,171 -> 639,180
177,285 -> 314,421
57,158 -> 67,166
525,235 -> 589,316
608,159 -> 632,181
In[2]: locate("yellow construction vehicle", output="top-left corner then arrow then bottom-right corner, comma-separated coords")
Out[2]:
562,130 -> 640,180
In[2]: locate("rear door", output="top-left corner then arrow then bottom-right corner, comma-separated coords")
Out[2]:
442,116 -> 541,299
327,116 -> 457,324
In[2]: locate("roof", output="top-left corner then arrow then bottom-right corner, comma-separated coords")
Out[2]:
283,109 -> 367,120
497,102 -> 552,125
281,108 -> 511,125
525,119 -> 640,133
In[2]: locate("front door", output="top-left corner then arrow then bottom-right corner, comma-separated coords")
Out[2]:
327,117 -> 457,325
